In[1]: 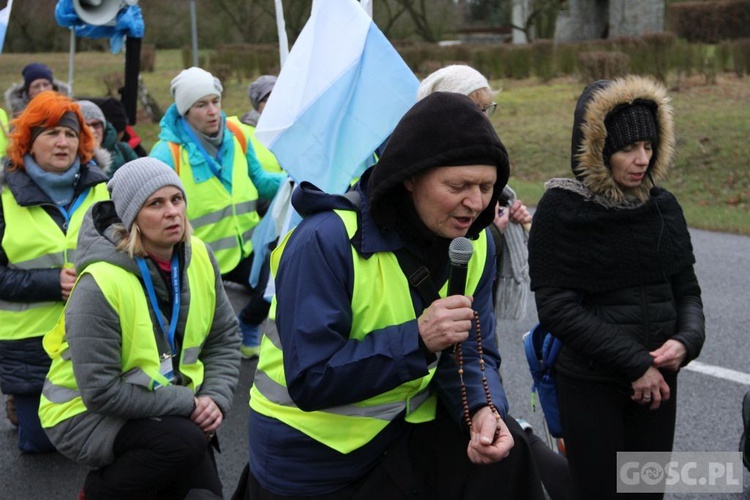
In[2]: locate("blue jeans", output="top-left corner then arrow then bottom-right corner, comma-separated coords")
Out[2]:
14,393 -> 55,453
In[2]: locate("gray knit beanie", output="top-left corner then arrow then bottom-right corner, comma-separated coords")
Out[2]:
107,158 -> 186,231
248,75 -> 277,111
76,100 -> 106,126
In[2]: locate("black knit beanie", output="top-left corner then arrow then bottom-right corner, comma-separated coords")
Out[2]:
368,91 -> 509,239
23,63 -> 54,92
603,102 -> 658,166
95,97 -> 129,133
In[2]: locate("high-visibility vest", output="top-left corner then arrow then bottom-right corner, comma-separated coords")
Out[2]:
38,237 -> 216,428
168,134 -> 260,274
250,209 -> 488,454
0,108 -> 9,159
0,184 -> 109,341
225,117 -> 282,174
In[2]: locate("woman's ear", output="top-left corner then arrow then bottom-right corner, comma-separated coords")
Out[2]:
403,176 -> 415,193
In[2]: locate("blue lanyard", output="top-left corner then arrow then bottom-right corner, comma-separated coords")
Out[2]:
136,254 -> 181,355
57,187 -> 91,224
180,118 -> 227,180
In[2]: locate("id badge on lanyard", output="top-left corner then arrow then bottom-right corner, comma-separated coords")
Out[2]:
137,255 -> 181,390
155,353 -> 176,389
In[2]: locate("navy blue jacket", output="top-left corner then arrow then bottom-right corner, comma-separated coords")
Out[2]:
248,170 -> 508,495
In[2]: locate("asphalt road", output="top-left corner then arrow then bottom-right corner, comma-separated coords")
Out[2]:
1,228 -> 749,499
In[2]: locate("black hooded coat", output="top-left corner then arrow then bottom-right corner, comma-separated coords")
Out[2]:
528,76 -> 705,384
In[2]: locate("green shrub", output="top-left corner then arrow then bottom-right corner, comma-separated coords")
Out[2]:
141,45 -> 157,73
716,41 -> 734,72
668,0 -> 750,43
642,32 -> 677,82
554,42 -> 581,76
732,38 -> 750,76
670,39 -> 699,80
504,45 -> 532,79
578,51 -> 630,82
699,48 -> 722,84
530,40 -> 555,82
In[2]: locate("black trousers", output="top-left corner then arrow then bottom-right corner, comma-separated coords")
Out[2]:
524,431 -> 575,500
233,405 -> 545,500
556,371 -> 678,500
223,252 -> 272,327
84,416 -> 223,500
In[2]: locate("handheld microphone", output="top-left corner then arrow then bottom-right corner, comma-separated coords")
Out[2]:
448,237 -> 474,296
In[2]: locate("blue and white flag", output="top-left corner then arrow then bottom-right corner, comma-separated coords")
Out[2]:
0,0 -> 13,55
255,0 -> 418,195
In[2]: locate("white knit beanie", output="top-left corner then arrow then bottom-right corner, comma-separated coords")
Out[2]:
170,67 -> 223,116
416,65 -> 491,101
107,158 -> 186,231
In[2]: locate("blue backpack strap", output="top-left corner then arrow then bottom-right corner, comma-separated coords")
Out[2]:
524,323 -> 545,373
541,333 -> 563,370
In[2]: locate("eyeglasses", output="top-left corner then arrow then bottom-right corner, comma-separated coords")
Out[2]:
481,102 -> 497,117
87,121 -> 104,130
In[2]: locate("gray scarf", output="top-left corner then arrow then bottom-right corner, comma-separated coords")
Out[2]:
494,185 -> 530,321
24,154 -> 81,207
186,115 -> 226,160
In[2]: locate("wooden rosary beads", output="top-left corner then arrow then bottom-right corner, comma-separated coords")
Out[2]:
454,310 -> 502,438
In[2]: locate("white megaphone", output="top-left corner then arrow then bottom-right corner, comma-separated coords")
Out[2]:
72,0 -> 138,26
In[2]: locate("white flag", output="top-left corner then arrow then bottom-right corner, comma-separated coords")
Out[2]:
0,0 -> 13,55
256,0 -> 418,195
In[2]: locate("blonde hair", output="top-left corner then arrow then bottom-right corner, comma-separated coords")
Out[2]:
113,221 -> 194,258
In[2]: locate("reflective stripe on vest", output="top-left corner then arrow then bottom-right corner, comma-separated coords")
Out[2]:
174,138 -> 260,274
38,237 -> 216,428
0,184 -> 109,340
250,209 -> 488,454
225,116 -> 283,175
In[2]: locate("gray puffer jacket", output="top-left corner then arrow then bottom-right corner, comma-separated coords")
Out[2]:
4,79 -> 72,117
43,201 -> 240,467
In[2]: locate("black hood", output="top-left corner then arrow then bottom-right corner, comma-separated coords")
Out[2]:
367,91 -> 509,240
570,76 -> 675,204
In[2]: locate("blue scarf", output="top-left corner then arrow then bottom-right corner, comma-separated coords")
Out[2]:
23,154 -> 81,207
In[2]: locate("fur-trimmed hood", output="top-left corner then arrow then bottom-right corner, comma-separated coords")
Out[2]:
92,147 -> 113,176
4,79 -> 72,117
571,75 -> 675,204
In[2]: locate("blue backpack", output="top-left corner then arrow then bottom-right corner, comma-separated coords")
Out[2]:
523,323 -> 564,438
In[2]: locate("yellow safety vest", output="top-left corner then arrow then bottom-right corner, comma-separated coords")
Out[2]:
0,184 -> 109,341
0,108 -> 8,159
250,209 -> 488,454
39,237 -> 216,428
226,116 -> 282,174
169,136 -> 260,274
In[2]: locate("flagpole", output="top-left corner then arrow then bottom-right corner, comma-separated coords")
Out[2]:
190,0 -> 198,66
360,0 -> 372,18
68,28 -> 75,95
274,0 -> 289,68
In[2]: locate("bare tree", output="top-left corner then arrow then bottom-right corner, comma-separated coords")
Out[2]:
256,0 -> 313,47
211,0 -> 272,44
374,0 -> 411,38
5,0 -> 68,52
392,0 -> 459,42
512,0 -> 563,41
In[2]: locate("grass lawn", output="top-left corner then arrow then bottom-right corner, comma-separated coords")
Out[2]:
2,50 -> 748,234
